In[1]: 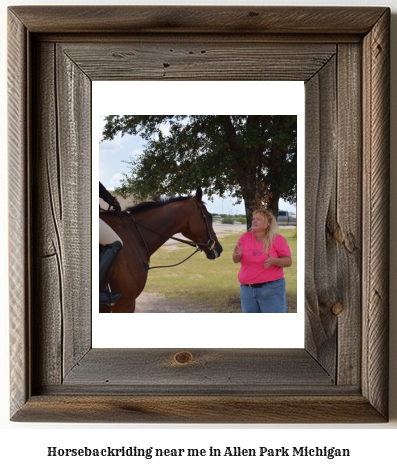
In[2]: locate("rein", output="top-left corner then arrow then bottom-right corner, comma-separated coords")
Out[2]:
104,199 -> 216,271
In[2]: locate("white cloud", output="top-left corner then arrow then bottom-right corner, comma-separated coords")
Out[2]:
109,173 -> 124,190
131,149 -> 143,159
158,122 -> 171,136
99,136 -> 124,153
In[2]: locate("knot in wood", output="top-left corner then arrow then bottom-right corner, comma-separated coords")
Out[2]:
174,351 -> 194,365
334,225 -> 344,244
331,302 -> 344,316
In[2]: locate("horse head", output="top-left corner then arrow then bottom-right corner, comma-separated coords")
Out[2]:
182,187 -> 223,260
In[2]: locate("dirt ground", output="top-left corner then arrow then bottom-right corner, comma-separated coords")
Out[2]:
135,223 -> 244,313
135,292 -> 218,312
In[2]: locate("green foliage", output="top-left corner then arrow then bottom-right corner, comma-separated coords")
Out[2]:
235,216 -> 247,224
221,216 -> 235,224
102,115 -> 297,224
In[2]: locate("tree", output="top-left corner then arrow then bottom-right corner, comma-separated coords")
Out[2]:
102,115 -> 297,229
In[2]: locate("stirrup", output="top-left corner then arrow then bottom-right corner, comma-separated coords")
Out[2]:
99,289 -> 121,306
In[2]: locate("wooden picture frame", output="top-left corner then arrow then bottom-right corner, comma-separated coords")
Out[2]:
8,6 -> 390,423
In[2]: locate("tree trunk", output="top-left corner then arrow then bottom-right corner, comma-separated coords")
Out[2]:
269,194 -> 280,218
241,187 -> 257,231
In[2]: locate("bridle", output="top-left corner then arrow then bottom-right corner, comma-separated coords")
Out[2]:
112,198 -> 220,271
184,199 -> 219,252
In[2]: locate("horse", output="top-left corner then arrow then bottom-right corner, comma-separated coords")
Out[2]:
99,187 -> 223,313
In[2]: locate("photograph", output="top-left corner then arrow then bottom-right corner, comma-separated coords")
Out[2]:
93,83 -> 304,348
98,115 -> 298,314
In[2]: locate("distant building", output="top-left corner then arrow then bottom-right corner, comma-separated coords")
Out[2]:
99,192 -> 135,211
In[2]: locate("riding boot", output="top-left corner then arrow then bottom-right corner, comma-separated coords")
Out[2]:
99,241 -> 122,305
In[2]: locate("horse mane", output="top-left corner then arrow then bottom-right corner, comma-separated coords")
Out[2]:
124,195 -> 194,215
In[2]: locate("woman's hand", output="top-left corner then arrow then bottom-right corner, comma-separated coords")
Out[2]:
264,256 -> 274,269
265,256 -> 292,269
232,241 -> 243,263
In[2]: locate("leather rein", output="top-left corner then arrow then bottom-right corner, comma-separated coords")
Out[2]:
102,198 -> 217,271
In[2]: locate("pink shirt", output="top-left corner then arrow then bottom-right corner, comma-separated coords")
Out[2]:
237,232 -> 291,284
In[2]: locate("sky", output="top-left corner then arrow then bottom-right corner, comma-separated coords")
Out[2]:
98,115 -> 298,215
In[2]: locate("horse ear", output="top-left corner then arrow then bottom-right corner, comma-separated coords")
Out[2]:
195,187 -> 203,202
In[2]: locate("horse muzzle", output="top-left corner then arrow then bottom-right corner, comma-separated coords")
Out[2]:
206,241 -> 223,259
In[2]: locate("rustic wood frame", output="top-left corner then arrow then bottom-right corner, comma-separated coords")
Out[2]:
8,6 -> 390,423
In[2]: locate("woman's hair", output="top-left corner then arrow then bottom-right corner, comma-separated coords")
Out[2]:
252,209 -> 279,253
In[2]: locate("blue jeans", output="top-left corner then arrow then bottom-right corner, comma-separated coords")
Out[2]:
240,278 -> 287,313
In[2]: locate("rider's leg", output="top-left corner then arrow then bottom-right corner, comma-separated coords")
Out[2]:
99,218 -> 122,246
99,219 -> 123,305
99,241 -> 122,305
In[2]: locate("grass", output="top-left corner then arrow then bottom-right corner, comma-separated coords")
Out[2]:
144,228 -> 297,312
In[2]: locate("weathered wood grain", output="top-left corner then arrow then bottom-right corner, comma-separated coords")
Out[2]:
35,33 -> 363,45
8,6 -> 387,34
62,348 -> 333,390
362,9 -> 390,419
304,43 -> 363,385
335,44 -> 362,386
60,42 -> 336,82
8,6 -> 390,423
31,42 -> 92,387
304,56 -> 338,378
32,42 -> 63,388
8,9 -> 30,419
11,396 -> 385,424
56,44 -> 92,377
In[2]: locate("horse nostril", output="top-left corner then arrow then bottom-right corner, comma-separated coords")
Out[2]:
206,247 -> 223,259
215,243 -> 223,256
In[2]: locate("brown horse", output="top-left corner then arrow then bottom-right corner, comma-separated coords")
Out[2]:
99,188 -> 223,313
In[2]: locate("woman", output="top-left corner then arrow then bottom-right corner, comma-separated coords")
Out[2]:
99,182 -> 123,306
233,209 -> 292,313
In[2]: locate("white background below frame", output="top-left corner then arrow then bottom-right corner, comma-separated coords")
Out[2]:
92,81 -> 305,348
